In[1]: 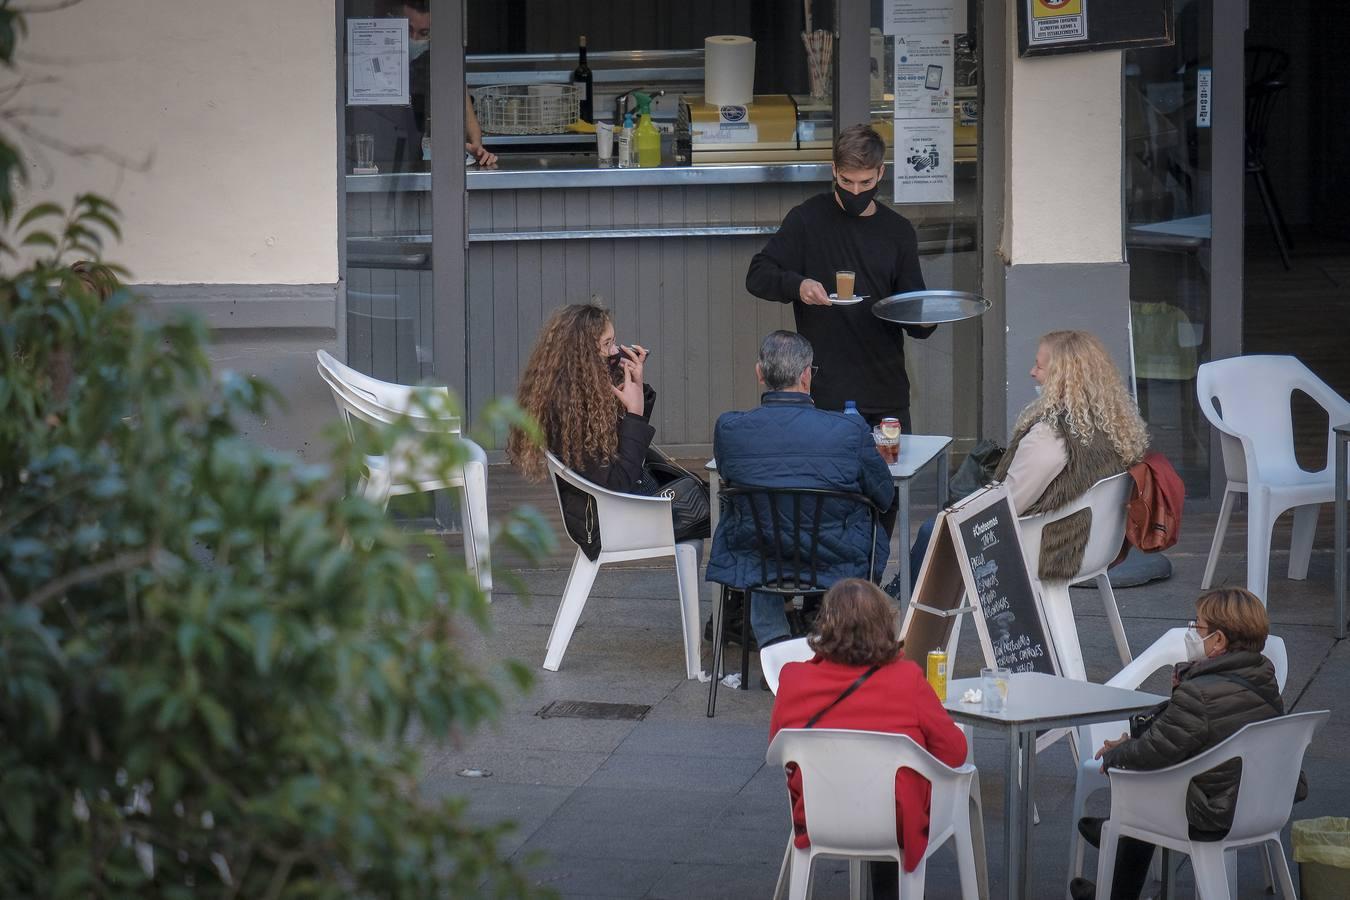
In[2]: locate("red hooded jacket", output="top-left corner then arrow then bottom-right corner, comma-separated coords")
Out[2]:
768,654 -> 968,872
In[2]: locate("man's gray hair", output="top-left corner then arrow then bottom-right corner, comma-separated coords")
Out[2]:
758,330 -> 814,391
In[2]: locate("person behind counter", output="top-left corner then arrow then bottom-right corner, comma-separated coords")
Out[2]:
899,329 -> 1148,596
353,0 -> 497,170
745,124 -> 934,432
770,578 -> 967,900
506,304 -> 707,553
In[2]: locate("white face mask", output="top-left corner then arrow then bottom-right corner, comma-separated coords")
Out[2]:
409,38 -> 429,60
1183,627 -> 1219,662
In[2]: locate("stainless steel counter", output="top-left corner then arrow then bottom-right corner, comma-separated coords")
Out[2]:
344,160 -> 836,193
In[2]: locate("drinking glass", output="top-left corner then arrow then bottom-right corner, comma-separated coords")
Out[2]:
872,426 -> 899,464
980,667 -> 1010,713
835,270 -> 855,300
354,133 -> 375,171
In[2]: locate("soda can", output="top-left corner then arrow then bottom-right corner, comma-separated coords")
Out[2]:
926,650 -> 948,701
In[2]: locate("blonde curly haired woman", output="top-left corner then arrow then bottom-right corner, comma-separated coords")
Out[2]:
902,330 -> 1148,592
997,329 -> 1149,579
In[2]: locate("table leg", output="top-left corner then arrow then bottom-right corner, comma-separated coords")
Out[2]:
898,478 -> 912,609
1003,729 -> 1032,900
937,446 -> 950,509
1335,434 -> 1347,639
1019,729 -> 1036,899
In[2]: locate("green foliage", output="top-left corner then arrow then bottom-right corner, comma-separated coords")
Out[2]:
0,180 -> 555,894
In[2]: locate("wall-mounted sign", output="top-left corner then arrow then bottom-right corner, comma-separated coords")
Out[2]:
1027,0 -> 1087,46
1017,0 -> 1173,58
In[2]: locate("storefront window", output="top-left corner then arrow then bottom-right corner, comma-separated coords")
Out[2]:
868,4 -> 982,443
1124,0 -> 1213,497
343,0 -> 435,383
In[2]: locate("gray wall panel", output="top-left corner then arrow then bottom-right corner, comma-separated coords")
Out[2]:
1002,262 -> 1133,435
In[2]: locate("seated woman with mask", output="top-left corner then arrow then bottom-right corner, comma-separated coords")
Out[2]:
1070,588 -> 1295,900
898,329 -> 1148,594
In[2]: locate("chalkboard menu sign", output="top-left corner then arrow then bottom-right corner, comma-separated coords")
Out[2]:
951,492 -> 1056,675
900,484 -> 1059,677
1017,0 -> 1174,58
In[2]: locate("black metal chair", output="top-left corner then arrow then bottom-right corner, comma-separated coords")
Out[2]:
1245,45 -> 1293,270
706,483 -> 882,718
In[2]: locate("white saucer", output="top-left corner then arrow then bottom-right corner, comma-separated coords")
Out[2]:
828,293 -> 864,305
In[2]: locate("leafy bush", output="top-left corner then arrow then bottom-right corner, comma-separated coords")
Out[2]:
0,9 -> 555,894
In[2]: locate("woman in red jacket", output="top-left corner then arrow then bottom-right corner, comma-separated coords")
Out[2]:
770,579 -> 968,900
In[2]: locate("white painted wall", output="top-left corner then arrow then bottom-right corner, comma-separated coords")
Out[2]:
17,0 -> 337,285
1003,22 -> 1123,265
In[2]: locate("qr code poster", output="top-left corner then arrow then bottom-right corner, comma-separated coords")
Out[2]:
1028,0 -> 1087,46
894,117 -> 953,204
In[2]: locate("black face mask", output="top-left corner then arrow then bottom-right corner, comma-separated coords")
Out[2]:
834,181 -> 879,217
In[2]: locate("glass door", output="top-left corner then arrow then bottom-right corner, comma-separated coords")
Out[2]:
343,0 -> 436,384
1123,0 -> 1244,501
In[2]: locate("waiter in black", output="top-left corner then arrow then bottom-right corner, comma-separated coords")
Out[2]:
746,124 -> 934,433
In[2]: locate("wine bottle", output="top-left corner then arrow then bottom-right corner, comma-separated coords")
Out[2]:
572,35 -> 593,123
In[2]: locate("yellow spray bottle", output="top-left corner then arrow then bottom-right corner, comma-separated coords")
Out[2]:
633,91 -> 661,168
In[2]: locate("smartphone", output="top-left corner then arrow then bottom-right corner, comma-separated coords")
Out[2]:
925,65 -> 943,91
607,345 -> 648,385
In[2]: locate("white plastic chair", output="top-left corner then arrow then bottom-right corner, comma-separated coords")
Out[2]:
1197,356 -> 1350,603
1067,631 -> 1290,887
766,729 -> 988,900
542,450 -> 702,679
315,350 -> 492,599
760,638 -> 817,695
1018,472 -> 1135,681
1096,710 -> 1327,900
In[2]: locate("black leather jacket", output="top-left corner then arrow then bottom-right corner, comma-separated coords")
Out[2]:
1102,650 -> 1284,838
556,385 -> 656,561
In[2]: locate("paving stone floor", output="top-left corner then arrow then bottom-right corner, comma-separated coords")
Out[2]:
422,487 -> 1350,899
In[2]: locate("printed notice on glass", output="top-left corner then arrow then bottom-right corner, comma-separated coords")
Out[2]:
1196,68 -> 1212,128
894,118 -> 953,204
1027,0 -> 1087,46
893,36 -> 955,120
883,0 -> 956,36
347,18 -> 409,106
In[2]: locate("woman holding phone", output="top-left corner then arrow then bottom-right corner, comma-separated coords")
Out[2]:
508,304 -> 708,545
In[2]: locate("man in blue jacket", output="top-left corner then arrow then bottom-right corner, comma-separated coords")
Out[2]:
707,331 -> 895,648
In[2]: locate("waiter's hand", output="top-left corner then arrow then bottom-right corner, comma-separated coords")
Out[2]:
799,278 -> 831,306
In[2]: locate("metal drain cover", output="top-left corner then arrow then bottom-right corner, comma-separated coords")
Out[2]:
537,700 -> 651,721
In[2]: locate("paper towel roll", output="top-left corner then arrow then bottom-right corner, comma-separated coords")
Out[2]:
704,35 -> 755,107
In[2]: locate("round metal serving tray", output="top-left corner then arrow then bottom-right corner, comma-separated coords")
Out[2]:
871,290 -> 992,326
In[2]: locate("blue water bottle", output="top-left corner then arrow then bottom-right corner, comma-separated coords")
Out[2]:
844,400 -> 864,423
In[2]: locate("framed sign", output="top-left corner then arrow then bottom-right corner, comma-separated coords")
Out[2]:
1017,0 -> 1174,58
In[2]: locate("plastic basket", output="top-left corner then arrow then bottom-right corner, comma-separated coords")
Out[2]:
471,83 -> 579,135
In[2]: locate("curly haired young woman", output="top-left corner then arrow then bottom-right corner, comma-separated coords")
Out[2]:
507,304 -> 707,549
